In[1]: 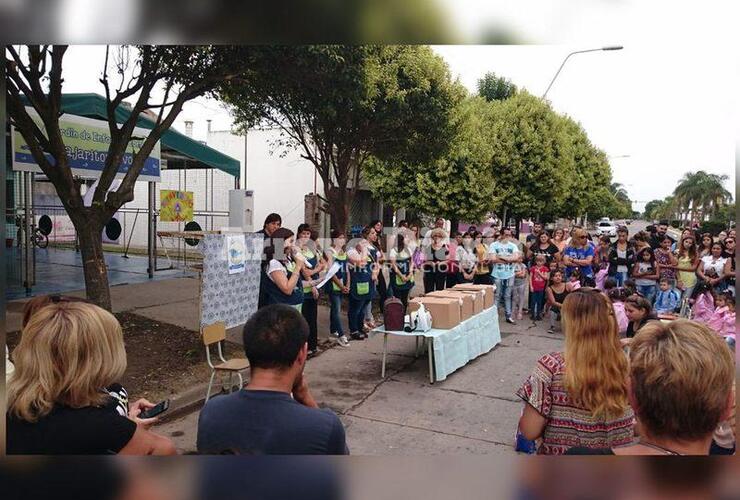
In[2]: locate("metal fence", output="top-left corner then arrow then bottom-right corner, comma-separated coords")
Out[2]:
5,200 -> 229,292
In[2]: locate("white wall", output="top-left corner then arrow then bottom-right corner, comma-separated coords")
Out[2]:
207,128 -> 322,235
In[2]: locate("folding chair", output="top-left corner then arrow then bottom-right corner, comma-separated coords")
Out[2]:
202,322 -> 249,402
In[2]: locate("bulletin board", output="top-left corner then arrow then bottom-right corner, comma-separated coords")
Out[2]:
199,233 -> 262,329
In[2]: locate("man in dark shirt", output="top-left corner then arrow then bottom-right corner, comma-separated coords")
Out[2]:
649,220 -> 673,249
525,222 -> 544,245
197,304 -> 349,455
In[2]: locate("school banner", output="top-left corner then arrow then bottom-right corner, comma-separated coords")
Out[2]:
12,108 -> 161,182
160,190 -> 194,222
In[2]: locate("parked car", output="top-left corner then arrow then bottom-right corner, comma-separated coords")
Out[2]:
596,220 -> 618,237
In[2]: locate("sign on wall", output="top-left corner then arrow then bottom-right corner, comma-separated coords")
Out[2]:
160,190 -> 194,222
12,108 -> 161,182
227,234 -> 246,274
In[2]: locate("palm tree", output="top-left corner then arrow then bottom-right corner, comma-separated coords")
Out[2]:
674,171 -> 732,223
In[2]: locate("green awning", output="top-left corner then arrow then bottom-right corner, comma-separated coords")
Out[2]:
22,93 -> 240,178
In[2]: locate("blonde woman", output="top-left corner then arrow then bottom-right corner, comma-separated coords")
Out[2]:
516,289 -> 635,454
7,301 -> 176,455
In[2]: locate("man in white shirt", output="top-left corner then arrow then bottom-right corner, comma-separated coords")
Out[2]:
489,227 -> 521,324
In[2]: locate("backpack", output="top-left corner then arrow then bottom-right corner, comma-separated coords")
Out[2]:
383,296 -> 405,331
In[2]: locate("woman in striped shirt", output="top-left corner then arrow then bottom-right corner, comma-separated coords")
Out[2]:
516,288 -> 635,454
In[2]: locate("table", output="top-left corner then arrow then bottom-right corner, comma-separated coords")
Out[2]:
370,306 -> 502,383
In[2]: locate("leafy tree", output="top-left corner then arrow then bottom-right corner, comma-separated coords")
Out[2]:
220,45 -> 462,232
673,170 -> 733,224
484,91 -> 574,222
477,72 -> 517,102
364,95 -> 495,229
554,116 -> 617,221
643,199 -> 664,221
6,45 -> 247,309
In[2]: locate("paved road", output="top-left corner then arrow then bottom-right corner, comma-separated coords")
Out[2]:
157,312 -> 563,455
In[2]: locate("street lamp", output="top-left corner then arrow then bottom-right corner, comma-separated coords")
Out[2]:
542,46 -> 623,98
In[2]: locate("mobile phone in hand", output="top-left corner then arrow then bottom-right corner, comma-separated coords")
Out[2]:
139,399 -> 170,419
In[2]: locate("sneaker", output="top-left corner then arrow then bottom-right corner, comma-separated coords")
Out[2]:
334,335 -> 350,347
308,347 -> 319,356
547,328 -> 554,334
350,331 -> 365,341
506,317 -> 516,325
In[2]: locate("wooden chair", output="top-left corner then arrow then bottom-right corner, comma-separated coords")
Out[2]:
202,322 -> 249,402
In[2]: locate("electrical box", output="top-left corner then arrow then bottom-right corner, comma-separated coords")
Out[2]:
228,189 -> 255,232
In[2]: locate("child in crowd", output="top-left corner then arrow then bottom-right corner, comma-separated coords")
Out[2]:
707,292 -> 736,347
690,281 -> 715,323
632,247 -> 659,303
546,270 -> 569,334
653,278 -> 681,316
512,261 -> 528,321
595,235 -> 612,290
623,278 -> 637,298
607,287 -> 629,335
655,234 -> 678,288
567,268 -> 582,291
603,277 -> 618,293
529,254 -> 549,320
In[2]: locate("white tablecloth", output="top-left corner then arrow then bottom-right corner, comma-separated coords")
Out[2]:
372,306 -> 501,381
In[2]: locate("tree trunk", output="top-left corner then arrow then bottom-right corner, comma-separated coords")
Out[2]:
75,218 -> 112,310
449,217 -> 459,234
326,185 -> 351,234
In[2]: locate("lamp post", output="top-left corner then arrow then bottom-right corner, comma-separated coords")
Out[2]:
542,46 -> 623,98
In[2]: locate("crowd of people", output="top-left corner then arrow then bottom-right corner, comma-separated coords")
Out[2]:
516,289 -> 735,456
5,214 -> 735,456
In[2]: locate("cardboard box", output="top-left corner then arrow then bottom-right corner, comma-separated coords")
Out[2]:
451,289 -> 484,314
426,291 -> 474,321
452,284 -> 495,309
408,297 -> 462,329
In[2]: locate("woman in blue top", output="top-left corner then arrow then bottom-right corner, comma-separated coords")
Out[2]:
562,228 -> 596,287
297,223 -> 327,355
262,227 -> 305,310
347,230 -> 376,341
